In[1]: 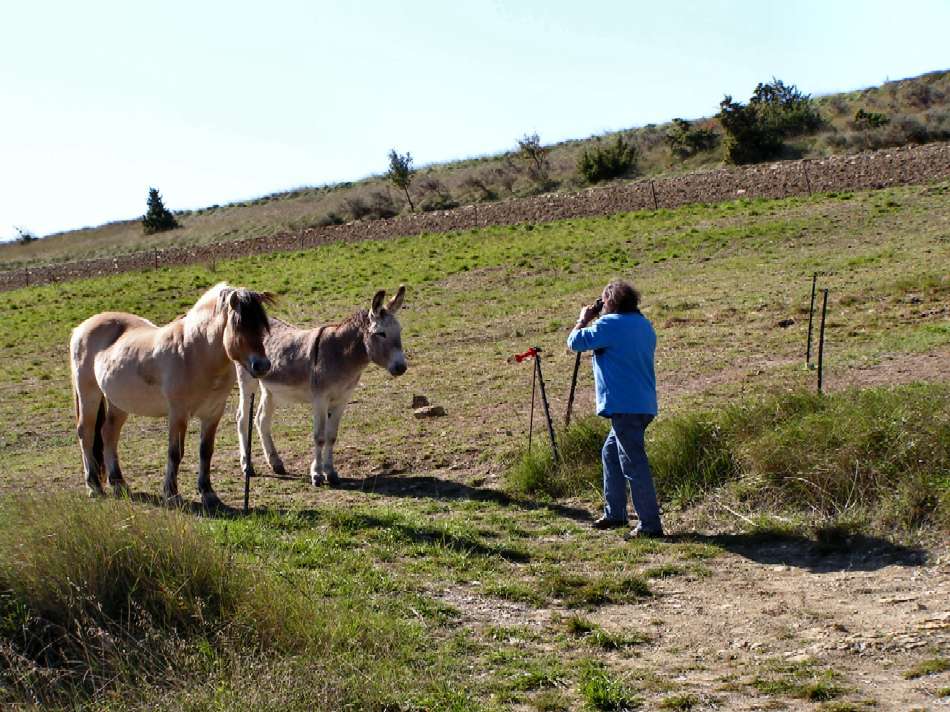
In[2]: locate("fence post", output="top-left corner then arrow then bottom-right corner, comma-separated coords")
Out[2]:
805,273 -> 817,366
802,160 -> 812,196
650,180 -> 659,210
817,289 -> 829,393
25,270 -> 30,288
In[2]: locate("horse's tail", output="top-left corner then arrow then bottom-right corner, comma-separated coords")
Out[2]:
92,400 -> 106,472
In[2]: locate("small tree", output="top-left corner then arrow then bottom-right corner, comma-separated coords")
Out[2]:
142,187 -> 179,234
387,149 -> 415,212
749,78 -> 822,136
14,226 -> 38,244
517,133 -> 550,188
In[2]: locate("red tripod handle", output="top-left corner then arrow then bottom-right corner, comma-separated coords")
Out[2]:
512,347 -> 540,363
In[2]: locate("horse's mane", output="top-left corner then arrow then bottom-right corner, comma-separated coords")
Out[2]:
186,282 -> 275,332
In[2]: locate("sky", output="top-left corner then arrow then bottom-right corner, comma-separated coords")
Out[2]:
1,0 -> 949,241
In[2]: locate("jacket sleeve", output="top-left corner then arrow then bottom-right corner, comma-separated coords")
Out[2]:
567,318 -> 613,352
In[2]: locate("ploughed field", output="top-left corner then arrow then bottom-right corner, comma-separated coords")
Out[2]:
0,183 -> 948,710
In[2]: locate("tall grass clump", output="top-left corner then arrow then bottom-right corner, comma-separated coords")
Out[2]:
507,416 -> 609,498
507,385 -> 949,531
0,497 -> 312,705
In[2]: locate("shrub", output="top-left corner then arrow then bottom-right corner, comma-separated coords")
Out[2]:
665,119 -> 719,160
141,187 -> 179,235
718,95 -> 784,164
718,79 -> 822,164
343,191 -> 398,221
749,78 -> 823,137
316,211 -> 345,226
577,135 -> 639,183
851,108 -> 890,130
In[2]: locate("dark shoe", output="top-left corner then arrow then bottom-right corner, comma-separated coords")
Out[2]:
592,516 -> 627,530
624,525 -> 664,540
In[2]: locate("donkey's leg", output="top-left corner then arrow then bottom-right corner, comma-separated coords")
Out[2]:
309,396 -> 329,486
256,386 -> 286,475
163,412 -> 188,507
323,403 -> 348,486
75,386 -> 106,497
197,415 -> 223,510
101,403 -> 130,497
235,366 -> 256,477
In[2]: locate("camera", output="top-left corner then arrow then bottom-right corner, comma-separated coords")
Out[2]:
592,298 -> 604,315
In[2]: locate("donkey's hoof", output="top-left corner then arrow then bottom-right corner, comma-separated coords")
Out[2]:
326,470 -> 341,486
201,491 -> 223,511
164,494 -> 185,508
271,460 -> 287,476
310,473 -> 325,487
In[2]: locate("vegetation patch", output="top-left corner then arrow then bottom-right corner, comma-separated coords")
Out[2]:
509,385 -> 950,532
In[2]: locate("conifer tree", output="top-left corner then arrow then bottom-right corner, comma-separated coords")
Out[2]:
142,187 -> 179,234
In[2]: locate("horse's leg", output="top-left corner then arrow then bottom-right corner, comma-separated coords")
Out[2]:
256,385 -> 286,475
75,385 -> 105,497
235,366 -> 256,477
197,415 -> 223,510
309,395 -> 329,486
163,412 -> 188,506
323,403 -> 348,486
101,403 -> 130,497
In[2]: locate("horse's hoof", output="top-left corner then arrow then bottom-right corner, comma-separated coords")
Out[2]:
272,461 -> 287,476
310,473 -> 325,487
201,492 -> 223,511
111,481 -> 130,498
326,470 -> 341,486
86,485 -> 106,499
164,494 -> 185,508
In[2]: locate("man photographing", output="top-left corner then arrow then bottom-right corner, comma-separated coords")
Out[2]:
566,280 -> 664,539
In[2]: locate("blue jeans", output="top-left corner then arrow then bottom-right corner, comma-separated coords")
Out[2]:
601,413 -> 663,533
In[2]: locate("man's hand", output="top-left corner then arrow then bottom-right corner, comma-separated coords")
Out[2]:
575,304 -> 600,329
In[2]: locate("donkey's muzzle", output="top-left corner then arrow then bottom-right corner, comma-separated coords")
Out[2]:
249,356 -> 271,378
389,361 -> 407,377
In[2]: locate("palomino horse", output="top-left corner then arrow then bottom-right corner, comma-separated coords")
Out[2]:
237,286 -> 407,486
70,283 -> 273,508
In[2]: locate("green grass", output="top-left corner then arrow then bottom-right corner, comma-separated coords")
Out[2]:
579,661 -> 640,711
0,180 -> 947,709
509,384 -> 950,532
904,657 -> 950,679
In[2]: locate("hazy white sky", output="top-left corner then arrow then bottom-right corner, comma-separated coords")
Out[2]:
1,0 -> 948,240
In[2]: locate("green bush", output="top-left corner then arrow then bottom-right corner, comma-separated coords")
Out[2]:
665,118 -> 719,160
718,79 -> 823,164
507,385 -> 949,531
851,108 -> 890,130
577,136 -> 639,183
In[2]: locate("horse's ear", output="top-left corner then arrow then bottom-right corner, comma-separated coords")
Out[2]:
255,290 -> 277,307
387,285 -> 406,313
228,290 -> 241,311
371,289 -> 386,317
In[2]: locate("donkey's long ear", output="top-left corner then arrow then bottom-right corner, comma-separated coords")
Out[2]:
371,289 -> 386,317
387,285 -> 406,313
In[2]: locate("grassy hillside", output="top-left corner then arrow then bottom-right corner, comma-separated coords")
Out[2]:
0,182 -> 947,709
2,70 -> 948,270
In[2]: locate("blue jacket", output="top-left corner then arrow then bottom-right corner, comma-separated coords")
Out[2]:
566,312 -> 657,417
